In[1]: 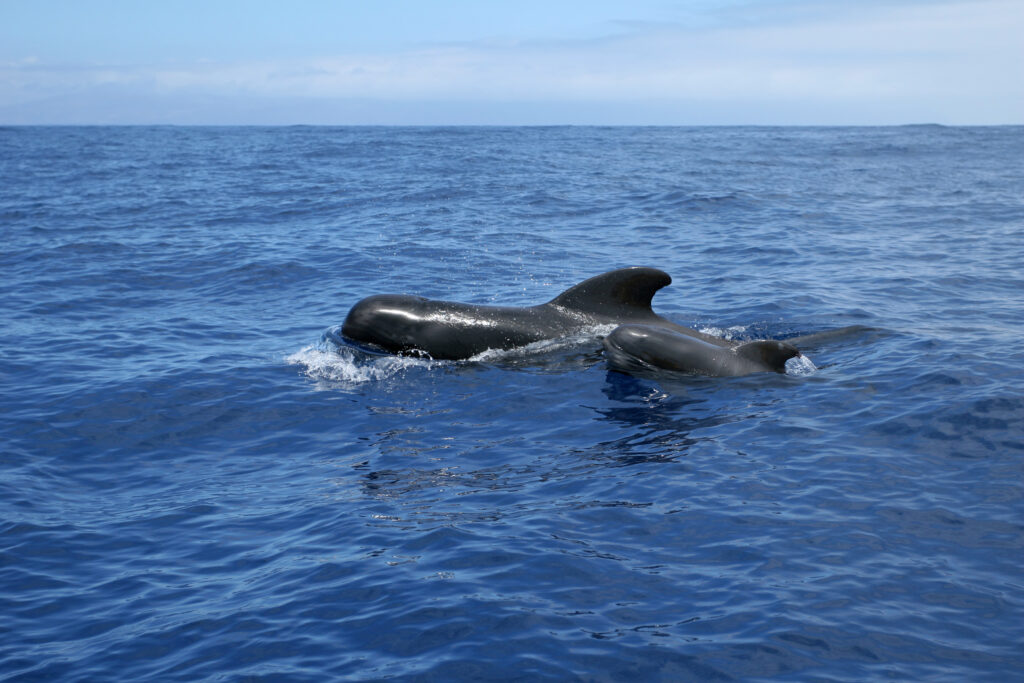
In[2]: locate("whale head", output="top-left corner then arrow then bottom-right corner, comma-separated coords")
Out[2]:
341,294 -> 436,355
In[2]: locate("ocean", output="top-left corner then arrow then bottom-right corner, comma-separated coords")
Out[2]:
1,125 -> 1022,681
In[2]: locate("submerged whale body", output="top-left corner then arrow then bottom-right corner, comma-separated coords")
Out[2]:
341,267 -> 696,360
603,324 -> 801,378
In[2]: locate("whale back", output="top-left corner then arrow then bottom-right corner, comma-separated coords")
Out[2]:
603,324 -> 727,375
603,325 -> 803,377
547,267 -> 672,322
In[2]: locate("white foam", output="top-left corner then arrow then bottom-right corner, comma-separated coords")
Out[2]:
785,354 -> 818,376
286,344 -> 438,386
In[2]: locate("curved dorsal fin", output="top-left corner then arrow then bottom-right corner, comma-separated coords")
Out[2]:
548,267 -> 671,317
735,340 -> 801,372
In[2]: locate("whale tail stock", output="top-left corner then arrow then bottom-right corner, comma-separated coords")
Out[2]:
547,267 -> 672,319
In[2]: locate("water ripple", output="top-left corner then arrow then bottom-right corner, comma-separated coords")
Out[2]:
1,125 -> 1022,681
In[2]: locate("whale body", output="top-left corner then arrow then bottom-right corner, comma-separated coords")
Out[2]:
341,267 -> 706,360
603,324 -> 801,377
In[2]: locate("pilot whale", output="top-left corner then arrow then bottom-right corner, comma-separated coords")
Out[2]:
341,267 -> 705,360
603,324 -> 802,377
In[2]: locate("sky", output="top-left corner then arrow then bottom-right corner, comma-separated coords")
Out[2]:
1,0 -> 1022,125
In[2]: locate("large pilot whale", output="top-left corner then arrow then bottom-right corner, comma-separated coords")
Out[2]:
341,267 -> 734,359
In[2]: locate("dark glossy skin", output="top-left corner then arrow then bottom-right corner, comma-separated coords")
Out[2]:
341,267 -> 709,360
603,324 -> 802,377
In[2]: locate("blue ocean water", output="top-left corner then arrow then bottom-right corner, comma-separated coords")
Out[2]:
1,125 -> 1022,681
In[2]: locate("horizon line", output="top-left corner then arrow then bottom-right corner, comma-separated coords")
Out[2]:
4,122 -> 1022,128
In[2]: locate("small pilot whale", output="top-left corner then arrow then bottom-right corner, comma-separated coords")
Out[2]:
341,267 -> 698,360
603,324 -> 802,377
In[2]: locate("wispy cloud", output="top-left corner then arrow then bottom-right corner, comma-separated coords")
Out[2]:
2,0 -> 1021,124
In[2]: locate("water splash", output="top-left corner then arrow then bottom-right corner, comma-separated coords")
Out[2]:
786,354 -> 818,376
286,343 -> 440,386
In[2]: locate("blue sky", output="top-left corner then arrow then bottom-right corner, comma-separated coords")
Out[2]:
2,0 -> 1021,124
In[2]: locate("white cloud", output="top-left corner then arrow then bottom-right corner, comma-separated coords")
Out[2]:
1,0 -> 1021,123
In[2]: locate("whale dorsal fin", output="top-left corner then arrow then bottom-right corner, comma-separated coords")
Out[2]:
735,340 -> 801,373
548,267 -> 672,318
